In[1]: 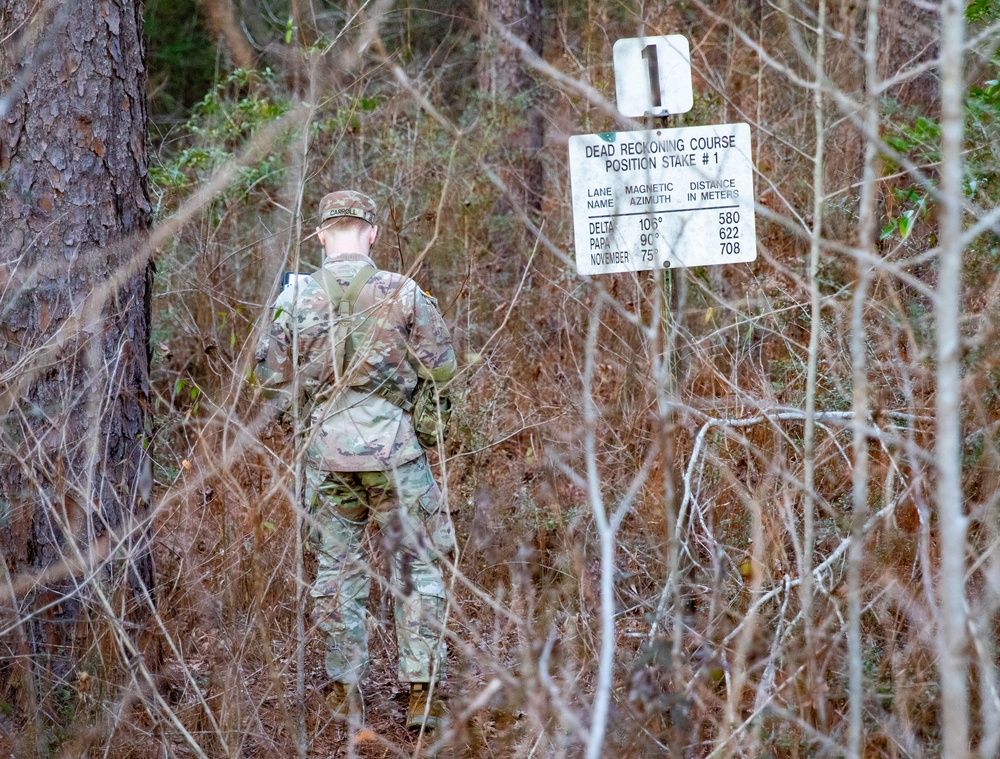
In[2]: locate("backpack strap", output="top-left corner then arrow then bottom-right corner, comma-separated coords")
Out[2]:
307,265 -> 416,415
310,266 -> 347,309
372,381 -> 414,413
342,265 -> 377,315
309,265 -> 380,385
310,265 -> 377,315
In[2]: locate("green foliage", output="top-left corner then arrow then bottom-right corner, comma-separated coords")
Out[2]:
967,0 -> 1000,22
880,73 -> 1000,246
963,71 -> 1000,275
149,69 -> 293,204
881,98 -> 940,166
964,77 -> 1000,197
310,95 -> 380,136
880,187 -> 928,242
188,69 -> 290,143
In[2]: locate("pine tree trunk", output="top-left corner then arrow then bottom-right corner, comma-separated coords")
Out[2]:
0,0 -> 154,737
479,0 -> 545,275
878,0 -> 939,107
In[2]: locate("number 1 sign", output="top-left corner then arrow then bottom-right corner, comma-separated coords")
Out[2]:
613,36 -> 693,118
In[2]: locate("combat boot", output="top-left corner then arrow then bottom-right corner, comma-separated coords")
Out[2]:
326,681 -> 360,717
405,682 -> 443,731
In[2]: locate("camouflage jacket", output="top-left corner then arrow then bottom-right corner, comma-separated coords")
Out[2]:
255,252 -> 457,472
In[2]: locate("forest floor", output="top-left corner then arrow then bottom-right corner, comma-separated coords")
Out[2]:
147,435 -> 563,759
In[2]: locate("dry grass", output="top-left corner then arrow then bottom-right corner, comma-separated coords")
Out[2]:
3,1 -> 1000,757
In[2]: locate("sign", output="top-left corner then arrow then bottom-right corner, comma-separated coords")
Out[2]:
613,35 -> 693,117
568,122 -> 757,275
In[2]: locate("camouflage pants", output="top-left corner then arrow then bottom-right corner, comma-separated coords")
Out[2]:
306,455 -> 455,684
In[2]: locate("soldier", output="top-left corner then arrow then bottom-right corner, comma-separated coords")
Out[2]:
255,190 -> 457,731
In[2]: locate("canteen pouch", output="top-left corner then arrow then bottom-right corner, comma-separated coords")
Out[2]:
411,380 -> 452,449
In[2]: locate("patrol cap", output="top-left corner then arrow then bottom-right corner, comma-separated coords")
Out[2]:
318,190 -> 378,226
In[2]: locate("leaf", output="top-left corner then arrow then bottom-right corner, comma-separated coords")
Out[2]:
885,136 -> 911,152
285,16 -> 293,44
899,209 -> 917,240
913,116 -> 940,139
897,217 -> 910,239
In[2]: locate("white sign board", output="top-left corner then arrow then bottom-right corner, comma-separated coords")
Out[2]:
568,123 -> 757,275
613,35 -> 693,117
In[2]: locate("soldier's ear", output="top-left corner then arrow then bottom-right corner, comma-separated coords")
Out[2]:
369,225 -> 378,245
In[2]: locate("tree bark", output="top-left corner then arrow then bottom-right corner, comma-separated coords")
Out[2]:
877,0 -> 940,108
0,0 -> 154,738
478,0 -> 545,275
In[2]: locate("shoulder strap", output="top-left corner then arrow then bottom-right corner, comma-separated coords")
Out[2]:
310,265 -> 378,315
342,265 -> 378,316
310,267 -> 346,309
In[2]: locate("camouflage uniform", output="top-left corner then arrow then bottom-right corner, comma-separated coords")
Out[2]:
256,191 -> 457,685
